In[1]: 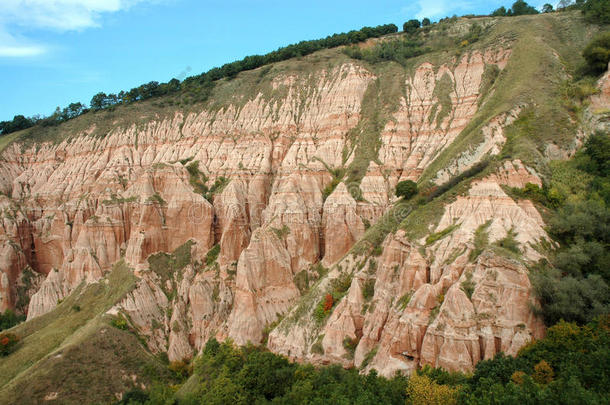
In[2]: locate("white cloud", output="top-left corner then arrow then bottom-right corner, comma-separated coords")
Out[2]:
0,0 -> 160,57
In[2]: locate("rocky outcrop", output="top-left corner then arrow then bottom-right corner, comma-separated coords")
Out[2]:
270,169 -> 548,376
321,183 -> 365,265
227,227 -> 297,345
0,39 -> 587,375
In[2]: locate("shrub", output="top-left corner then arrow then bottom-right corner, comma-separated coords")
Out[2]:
406,374 -> 458,405
342,336 -> 358,359
0,332 -> 19,356
0,309 -> 25,331
111,315 -> 129,330
395,180 -> 418,200
169,359 -> 193,380
460,271 -> 475,299
583,32 -> 610,74
205,244 -> 221,266
403,19 -> 421,33
362,279 -> 375,300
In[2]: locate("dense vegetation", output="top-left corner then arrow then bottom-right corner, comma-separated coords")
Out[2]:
527,132 -> 610,326
0,309 -> 25,332
395,180 -> 418,200
116,316 -> 609,404
583,32 -> 610,74
119,338 -> 408,404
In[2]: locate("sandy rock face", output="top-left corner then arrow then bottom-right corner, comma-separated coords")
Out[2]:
0,46 -> 560,374
227,227 -> 298,345
322,183 -> 365,265
270,168 -> 549,376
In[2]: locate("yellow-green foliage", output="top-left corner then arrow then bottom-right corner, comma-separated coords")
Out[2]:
406,374 -> 458,405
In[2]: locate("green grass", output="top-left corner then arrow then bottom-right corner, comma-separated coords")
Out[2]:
425,224 -> 459,245
0,261 -> 168,404
0,132 -> 21,155
343,63 -> 405,189
147,240 -> 194,290
469,220 -> 492,262
419,12 -> 598,184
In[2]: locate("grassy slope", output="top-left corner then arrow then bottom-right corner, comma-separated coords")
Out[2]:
353,12 -> 598,252
0,262 -> 170,405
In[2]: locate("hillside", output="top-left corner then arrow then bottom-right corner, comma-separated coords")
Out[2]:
0,9 -> 608,404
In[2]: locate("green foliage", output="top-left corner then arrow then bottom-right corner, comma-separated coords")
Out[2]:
425,224 -> 458,245
110,315 -> 129,331
492,0 -> 539,16
271,225 -> 291,239
494,228 -> 521,254
460,271 -> 476,299
507,182 -> 563,208
459,317 -> 610,403
582,0 -> 610,24
169,339 -> 408,404
0,309 -> 25,331
342,336 -> 359,359
530,133 -> 610,326
395,180 -> 418,200
147,192 -> 166,205
469,220 -> 491,261
0,332 -> 19,356
403,19 -> 421,33
344,38 -> 429,65
147,240 -> 195,294
314,294 -> 334,323
583,32 -> 610,74
362,279 -> 375,300
360,346 -> 378,369
205,244 -> 220,266
0,115 -> 37,136
396,291 -> 414,310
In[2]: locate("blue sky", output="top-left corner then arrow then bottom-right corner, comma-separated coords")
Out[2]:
0,0 -> 549,121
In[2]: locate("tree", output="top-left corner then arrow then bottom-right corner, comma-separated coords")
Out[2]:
491,6 -> 508,16
542,3 -> 554,12
395,180 -> 418,200
583,32 -> 610,75
403,19 -> 421,34
582,0 -> 610,23
406,374 -> 458,405
422,18 -> 431,26
90,92 -> 107,110
510,0 -> 539,15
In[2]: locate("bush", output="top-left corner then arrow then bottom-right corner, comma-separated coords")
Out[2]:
111,316 -> 129,330
583,32 -> 610,74
406,374 -> 458,405
395,180 -> 418,200
0,309 -> 25,331
403,19 -> 421,33
0,332 -> 19,356
362,279 -> 375,300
